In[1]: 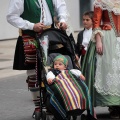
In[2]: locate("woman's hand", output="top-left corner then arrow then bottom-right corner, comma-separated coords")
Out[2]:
95,33 -> 103,55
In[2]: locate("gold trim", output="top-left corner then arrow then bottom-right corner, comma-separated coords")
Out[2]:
43,25 -> 51,30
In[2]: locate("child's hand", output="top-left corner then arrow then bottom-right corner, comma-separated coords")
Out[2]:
47,78 -> 54,85
80,74 -> 85,81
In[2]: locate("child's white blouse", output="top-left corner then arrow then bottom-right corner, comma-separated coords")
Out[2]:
46,69 -> 82,81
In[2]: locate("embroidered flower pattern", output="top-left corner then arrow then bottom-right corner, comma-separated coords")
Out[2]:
94,41 -> 120,96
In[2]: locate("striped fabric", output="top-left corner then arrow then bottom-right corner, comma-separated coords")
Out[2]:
54,70 -> 88,111
46,70 -> 96,119
22,35 -> 37,64
46,86 -> 67,119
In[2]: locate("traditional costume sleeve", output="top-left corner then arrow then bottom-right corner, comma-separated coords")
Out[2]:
6,0 -> 34,30
91,7 -> 104,42
46,71 -> 55,81
70,69 -> 81,77
76,31 -> 83,57
53,0 -> 68,22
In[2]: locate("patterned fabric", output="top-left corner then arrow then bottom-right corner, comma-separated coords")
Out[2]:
53,55 -> 68,66
22,35 -> 37,64
41,0 -> 44,23
46,70 -> 96,119
82,32 -> 120,106
54,70 -> 88,111
93,0 -> 120,15
46,86 -> 67,119
94,29 -> 120,96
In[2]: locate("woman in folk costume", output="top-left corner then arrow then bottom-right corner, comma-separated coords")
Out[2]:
6,0 -> 68,117
82,0 -> 120,118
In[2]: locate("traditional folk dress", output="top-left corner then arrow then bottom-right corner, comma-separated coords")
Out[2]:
82,0 -> 120,107
7,0 -> 54,70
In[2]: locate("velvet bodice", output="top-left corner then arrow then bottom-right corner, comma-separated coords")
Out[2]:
93,7 -> 120,36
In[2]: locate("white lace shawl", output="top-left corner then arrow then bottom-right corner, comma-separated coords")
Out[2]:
94,0 -> 120,15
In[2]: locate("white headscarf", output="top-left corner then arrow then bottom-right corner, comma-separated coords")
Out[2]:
94,0 -> 120,15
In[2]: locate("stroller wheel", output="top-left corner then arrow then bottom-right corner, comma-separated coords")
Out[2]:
35,111 -> 46,120
72,116 -> 77,120
35,111 -> 40,120
81,114 -> 87,120
41,111 -> 46,120
46,115 -> 54,120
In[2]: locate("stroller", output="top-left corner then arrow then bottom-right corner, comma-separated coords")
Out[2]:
34,28 -> 96,120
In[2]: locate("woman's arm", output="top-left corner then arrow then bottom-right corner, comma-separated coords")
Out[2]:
92,7 -> 103,55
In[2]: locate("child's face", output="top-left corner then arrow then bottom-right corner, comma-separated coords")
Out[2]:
83,15 -> 93,29
54,61 -> 66,71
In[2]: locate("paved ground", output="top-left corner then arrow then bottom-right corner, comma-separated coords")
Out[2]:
0,33 -> 119,120
0,74 -> 34,120
0,39 -> 26,79
0,73 -> 114,120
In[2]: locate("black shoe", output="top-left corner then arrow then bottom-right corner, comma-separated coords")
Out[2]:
86,114 -> 97,120
110,110 -> 119,119
72,116 -> 77,120
52,117 -> 56,120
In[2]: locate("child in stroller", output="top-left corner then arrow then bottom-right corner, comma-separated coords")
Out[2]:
47,54 -> 85,85
45,54 -> 97,120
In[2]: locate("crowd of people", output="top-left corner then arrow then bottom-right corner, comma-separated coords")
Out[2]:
6,0 -> 120,119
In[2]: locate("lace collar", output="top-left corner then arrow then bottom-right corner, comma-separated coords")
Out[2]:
94,0 -> 120,15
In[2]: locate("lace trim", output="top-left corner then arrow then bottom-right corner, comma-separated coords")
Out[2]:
91,28 -> 104,42
94,40 -> 120,96
94,0 -> 120,15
